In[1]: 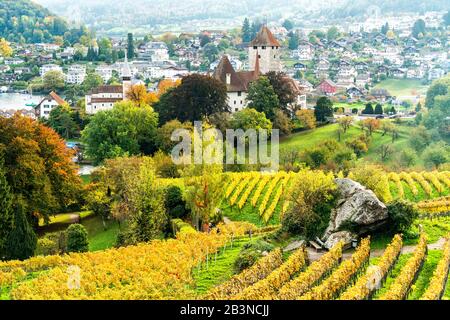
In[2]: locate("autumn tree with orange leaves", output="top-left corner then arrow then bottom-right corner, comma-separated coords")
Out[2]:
126,84 -> 158,107
0,114 -> 82,226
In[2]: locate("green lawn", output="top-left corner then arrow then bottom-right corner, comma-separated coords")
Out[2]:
373,79 -> 428,97
408,250 -> 442,300
82,216 -> 120,251
38,211 -> 94,228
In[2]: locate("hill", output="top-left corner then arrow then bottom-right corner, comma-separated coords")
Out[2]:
0,0 -> 89,44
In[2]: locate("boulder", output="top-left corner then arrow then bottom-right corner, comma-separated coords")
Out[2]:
323,178 -> 388,248
283,240 -> 306,253
324,231 -> 355,250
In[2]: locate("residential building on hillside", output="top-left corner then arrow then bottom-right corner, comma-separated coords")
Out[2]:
66,64 -> 86,84
34,91 -> 66,119
95,65 -> 114,83
40,64 -> 62,77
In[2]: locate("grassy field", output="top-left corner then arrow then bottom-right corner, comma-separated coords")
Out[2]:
373,79 -> 429,97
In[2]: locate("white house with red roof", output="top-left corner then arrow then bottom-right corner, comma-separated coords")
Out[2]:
34,91 -> 67,119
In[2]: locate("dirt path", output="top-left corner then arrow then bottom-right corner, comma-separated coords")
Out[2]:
68,214 -> 81,223
306,237 -> 446,262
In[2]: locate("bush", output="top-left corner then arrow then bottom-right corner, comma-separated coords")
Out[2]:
233,240 -> 275,273
66,224 -> 89,253
165,185 -> 189,218
35,232 -> 66,256
386,200 -> 419,234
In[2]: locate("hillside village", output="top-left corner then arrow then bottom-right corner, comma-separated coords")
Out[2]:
0,10 -> 449,119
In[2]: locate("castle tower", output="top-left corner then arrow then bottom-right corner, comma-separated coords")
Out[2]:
248,26 -> 282,74
122,53 -> 132,98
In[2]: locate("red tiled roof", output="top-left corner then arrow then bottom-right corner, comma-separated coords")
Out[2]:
90,97 -> 123,104
212,55 -> 260,92
49,91 -> 66,105
88,85 -> 123,95
250,26 -> 281,47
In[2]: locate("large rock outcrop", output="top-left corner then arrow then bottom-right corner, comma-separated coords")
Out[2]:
323,178 -> 388,249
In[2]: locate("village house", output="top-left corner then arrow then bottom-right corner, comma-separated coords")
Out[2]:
34,91 -> 67,119
315,79 -> 338,96
139,42 -> 170,62
85,58 -> 132,114
66,64 -> 86,85
40,64 -> 62,77
428,38 -> 442,49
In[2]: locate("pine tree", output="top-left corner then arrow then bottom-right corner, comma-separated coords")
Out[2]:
0,162 -> 13,259
288,32 -> 299,50
374,103 -> 384,114
242,18 -> 252,43
127,33 -> 135,59
363,103 -> 374,114
5,198 -> 37,260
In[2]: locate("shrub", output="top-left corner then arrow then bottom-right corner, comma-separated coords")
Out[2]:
66,224 -> 89,253
35,232 -> 66,256
386,200 -> 419,234
233,240 -> 275,273
165,185 -> 189,218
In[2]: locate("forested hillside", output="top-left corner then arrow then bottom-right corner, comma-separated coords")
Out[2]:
0,0 -> 90,44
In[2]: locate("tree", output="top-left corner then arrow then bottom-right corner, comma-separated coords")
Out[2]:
425,76 -> 449,109
82,73 -> 104,92
296,109 -> 316,129
5,198 -> 37,260
155,120 -> 193,154
408,126 -> 431,152
422,142 -> 449,169
184,166 -> 224,230
362,118 -> 381,136
242,18 -> 252,43
314,97 -> 333,122
273,109 -> 293,136
127,33 -> 135,59
363,102 -> 374,114
377,144 -> 394,161
386,200 -> 418,234
43,70 -> 65,92
0,38 -> 13,57
46,104 -> 78,139
154,74 -> 228,124
266,72 -> 297,113
0,114 -> 81,223
327,26 -> 339,41
412,19 -> 426,39
66,224 -> 89,253
444,11 -> 450,26
381,22 -> 389,35
126,84 -> 158,107
288,32 -> 299,50
282,169 -> 336,238
349,165 -> 392,203
374,103 -> 383,114
282,20 -> 294,31
230,108 -> 272,131
398,148 -> 418,167
337,116 -> 353,133
246,76 -> 279,120
346,135 -> 370,157
200,34 -> 212,47
202,43 -> 219,63
0,162 -> 13,258
82,101 -> 159,164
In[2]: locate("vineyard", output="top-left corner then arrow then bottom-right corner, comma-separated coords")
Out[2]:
202,234 -> 450,300
219,170 -> 450,226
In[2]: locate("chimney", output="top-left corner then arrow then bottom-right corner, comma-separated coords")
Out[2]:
226,73 -> 231,85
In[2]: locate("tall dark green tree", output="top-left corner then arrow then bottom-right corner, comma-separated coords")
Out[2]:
282,19 -> 294,31
381,22 -> 389,35
314,97 -> 333,122
412,19 -> 426,38
266,71 -> 297,114
0,161 -> 14,258
374,103 -> 384,114
363,103 -> 374,114
46,105 -> 79,139
5,198 -> 37,260
242,18 -> 252,43
444,11 -> 450,26
127,33 -> 135,59
288,31 -> 299,50
247,76 -> 279,120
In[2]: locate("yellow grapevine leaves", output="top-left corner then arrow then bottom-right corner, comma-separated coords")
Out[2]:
421,236 -> 450,300
340,234 -> 403,300
380,233 -> 428,300
417,196 -> 450,215
299,237 -> 371,300
233,247 -> 307,300
204,248 -> 283,300
277,241 -> 344,300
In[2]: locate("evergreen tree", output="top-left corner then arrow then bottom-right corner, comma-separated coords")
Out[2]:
0,162 -> 13,258
127,33 -> 135,59
314,97 -> 334,122
412,19 -> 426,38
242,18 -> 252,43
374,103 -> 384,114
5,198 -> 37,260
381,22 -> 389,35
363,103 -> 374,114
288,32 -> 299,50
247,76 -> 279,120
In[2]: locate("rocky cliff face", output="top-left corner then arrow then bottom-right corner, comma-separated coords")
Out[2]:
323,178 -> 388,249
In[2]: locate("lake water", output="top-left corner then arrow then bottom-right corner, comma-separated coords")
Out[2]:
0,93 -> 45,110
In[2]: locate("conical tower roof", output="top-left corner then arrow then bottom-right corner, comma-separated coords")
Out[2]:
250,26 -> 281,47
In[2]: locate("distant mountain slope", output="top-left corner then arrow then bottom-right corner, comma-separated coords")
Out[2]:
0,0 -> 88,44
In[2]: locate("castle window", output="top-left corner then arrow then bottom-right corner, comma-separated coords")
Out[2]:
253,46 -> 257,50
272,46 -> 275,49
235,108 -> 239,112
262,46 -> 266,50
237,91 -> 242,96
258,55 -> 261,59
234,100 -> 236,105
